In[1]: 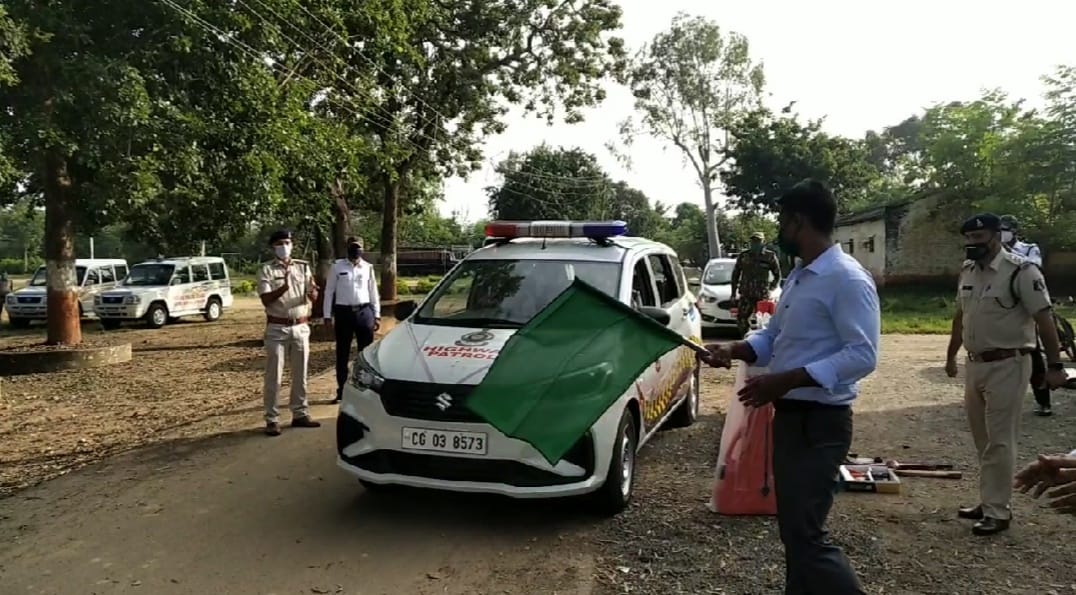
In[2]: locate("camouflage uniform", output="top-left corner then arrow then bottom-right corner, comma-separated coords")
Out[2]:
731,236 -> 781,334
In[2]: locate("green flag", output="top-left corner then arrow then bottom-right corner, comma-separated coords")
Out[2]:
466,279 -> 689,465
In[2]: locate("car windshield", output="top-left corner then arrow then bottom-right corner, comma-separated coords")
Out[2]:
125,263 -> 175,286
415,259 -> 621,328
29,266 -> 87,286
703,262 -> 734,285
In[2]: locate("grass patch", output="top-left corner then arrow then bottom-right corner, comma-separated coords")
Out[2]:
880,286 -> 1076,335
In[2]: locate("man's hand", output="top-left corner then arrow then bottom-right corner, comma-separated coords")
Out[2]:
280,264 -> 290,289
1045,367 -> 1068,389
1045,469 -> 1076,514
944,357 -> 958,378
1014,454 -> 1076,497
738,371 -> 795,408
323,317 -> 333,326
700,343 -> 732,368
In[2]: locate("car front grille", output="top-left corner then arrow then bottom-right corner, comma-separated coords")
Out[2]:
102,296 -> 124,304
378,380 -> 483,423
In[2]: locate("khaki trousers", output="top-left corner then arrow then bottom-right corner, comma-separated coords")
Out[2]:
964,355 -> 1031,520
263,323 -> 311,423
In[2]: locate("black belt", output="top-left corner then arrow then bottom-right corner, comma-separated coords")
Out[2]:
774,399 -> 850,412
334,303 -> 371,311
967,348 -> 1033,362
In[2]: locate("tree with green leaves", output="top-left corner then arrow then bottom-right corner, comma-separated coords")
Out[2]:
611,181 -> 666,239
349,0 -> 625,305
620,13 -> 764,259
721,106 -> 884,213
487,144 -> 615,221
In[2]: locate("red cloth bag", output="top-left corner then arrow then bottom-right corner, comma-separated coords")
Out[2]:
708,361 -> 777,515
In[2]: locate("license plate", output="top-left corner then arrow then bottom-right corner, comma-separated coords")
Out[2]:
401,427 -> 488,455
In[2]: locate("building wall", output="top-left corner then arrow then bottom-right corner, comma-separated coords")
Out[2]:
884,196 -> 965,286
832,219 -> 887,280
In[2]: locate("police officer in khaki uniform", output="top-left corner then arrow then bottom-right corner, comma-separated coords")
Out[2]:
257,229 -> 322,436
944,213 -> 1068,535
731,231 -> 781,335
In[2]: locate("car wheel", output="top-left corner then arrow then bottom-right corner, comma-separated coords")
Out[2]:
145,303 -> 168,329
667,363 -> 701,428
203,297 -> 222,322
590,407 -> 637,516
8,317 -> 30,329
101,319 -> 122,331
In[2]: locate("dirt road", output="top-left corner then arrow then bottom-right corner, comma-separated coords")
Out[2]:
2,307 -> 1075,594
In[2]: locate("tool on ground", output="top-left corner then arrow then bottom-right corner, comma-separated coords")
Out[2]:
891,469 -> 962,479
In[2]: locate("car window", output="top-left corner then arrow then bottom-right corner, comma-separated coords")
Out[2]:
192,264 -> 210,282
208,262 -> 226,280
632,259 -> 657,308
84,268 -> 99,286
126,263 -> 175,286
97,266 -> 115,284
647,254 -> 682,305
416,259 -> 621,327
115,264 -> 128,280
703,262 -> 734,285
174,265 -> 191,284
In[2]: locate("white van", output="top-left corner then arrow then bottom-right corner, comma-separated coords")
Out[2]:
94,256 -> 233,329
4,258 -> 129,328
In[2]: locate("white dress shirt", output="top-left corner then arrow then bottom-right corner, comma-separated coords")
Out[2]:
323,258 -> 380,319
1010,240 -> 1042,266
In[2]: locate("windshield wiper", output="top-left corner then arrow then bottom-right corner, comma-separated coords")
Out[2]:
434,316 -> 522,328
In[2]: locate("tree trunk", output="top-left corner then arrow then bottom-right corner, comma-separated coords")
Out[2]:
43,150 -> 81,346
702,184 -> 722,259
312,225 -> 333,313
330,178 -> 351,258
379,176 -> 400,306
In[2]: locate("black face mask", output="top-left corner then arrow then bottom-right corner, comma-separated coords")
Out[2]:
964,242 -> 990,261
347,245 -> 362,260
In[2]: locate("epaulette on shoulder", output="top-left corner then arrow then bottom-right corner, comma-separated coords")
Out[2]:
1001,250 -> 1025,265
961,259 -> 975,269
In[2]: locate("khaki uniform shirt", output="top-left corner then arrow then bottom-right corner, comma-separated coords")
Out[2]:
257,259 -> 314,320
958,250 -> 1051,354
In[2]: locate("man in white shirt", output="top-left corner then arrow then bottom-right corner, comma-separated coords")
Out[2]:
1000,215 -> 1053,416
323,237 -> 380,403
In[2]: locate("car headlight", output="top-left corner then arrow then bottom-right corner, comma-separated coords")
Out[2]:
5,294 -> 14,304
351,352 -> 385,392
93,295 -> 102,304
125,295 -> 140,304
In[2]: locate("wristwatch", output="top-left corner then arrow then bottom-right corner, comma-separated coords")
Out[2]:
1047,362 -> 1065,371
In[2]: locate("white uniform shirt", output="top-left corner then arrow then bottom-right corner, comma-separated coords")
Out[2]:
323,258 -> 379,319
1010,240 -> 1042,266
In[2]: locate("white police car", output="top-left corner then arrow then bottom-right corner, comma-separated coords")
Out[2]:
337,221 -> 703,514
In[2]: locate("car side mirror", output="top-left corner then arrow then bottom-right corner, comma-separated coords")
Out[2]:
171,278 -> 182,286
394,300 -> 417,321
638,306 -> 670,326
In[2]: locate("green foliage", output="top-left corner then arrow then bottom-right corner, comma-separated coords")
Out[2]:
395,279 -> 412,295
0,257 -> 41,275
232,279 -> 256,296
413,278 -> 436,294
487,144 -> 615,220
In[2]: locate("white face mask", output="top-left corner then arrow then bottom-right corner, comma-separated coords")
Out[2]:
1001,231 -> 1014,244
274,243 -> 292,260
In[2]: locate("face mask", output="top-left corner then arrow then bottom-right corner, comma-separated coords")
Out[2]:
964,242 -> 990,261
274,244 -> 292,260
1001,231 -> 1014,245
347,245 -> 362,260
749,241 -> 762,252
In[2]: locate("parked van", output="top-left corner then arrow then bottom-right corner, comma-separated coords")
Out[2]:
4,258 -> 129,328
94,256 -> 233,329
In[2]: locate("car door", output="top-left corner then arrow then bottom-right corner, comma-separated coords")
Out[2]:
646,253 -> 698,417
627,254 -> 671,433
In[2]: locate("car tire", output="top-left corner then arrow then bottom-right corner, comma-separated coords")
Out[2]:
203,297 -> 222,322
145,303 -> 168,329
667,363 -> 701,428
590,407 -> 638,516
101,319 -> 122,331
8,317 -> 30,329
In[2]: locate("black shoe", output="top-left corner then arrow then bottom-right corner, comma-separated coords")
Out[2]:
1034,404 -> 1052,417
265,422 -> 282,437
972,517 -> 1010,536
957,505 -> 983,520
291,416 -> 322,428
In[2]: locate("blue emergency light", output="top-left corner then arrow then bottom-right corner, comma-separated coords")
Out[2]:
484,220 -> 629,240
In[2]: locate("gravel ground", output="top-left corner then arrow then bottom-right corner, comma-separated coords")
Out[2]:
1,312 -> 1074,594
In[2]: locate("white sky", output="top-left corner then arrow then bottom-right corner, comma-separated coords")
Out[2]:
439,0 -> 1075,222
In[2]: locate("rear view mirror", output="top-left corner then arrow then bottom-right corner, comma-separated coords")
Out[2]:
638,306 -> 670,326
394,300 -> 417,321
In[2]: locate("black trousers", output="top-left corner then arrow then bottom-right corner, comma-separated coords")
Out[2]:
1029,347 -> 1050,408
333,304 -> 376,397
773,400 -> 865,595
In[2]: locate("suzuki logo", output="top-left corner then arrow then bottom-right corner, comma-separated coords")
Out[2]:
434,392 -> 453,411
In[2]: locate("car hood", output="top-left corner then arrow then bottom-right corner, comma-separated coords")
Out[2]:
11,286 -> 46,296
365,322 -> 518,385
699,283 -> 732,299
101,286 -> 166,298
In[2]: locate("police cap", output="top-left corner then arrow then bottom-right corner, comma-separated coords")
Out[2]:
267,229 -> 293,245
959,213 -> 1000,234
750,231 -> 765,240
999,214 -> 1019,231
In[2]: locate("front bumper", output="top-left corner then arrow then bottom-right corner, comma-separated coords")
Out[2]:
336,381 -> 623,498
4,302 -> 46,319
93,303 -> 148,319
698,302 -> 735,327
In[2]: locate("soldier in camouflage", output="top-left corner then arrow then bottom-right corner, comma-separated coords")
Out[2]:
731,231 -> 781,335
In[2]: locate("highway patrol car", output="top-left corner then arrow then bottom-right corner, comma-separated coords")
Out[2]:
337,221 -> 703,514
93,256 -> 233,329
